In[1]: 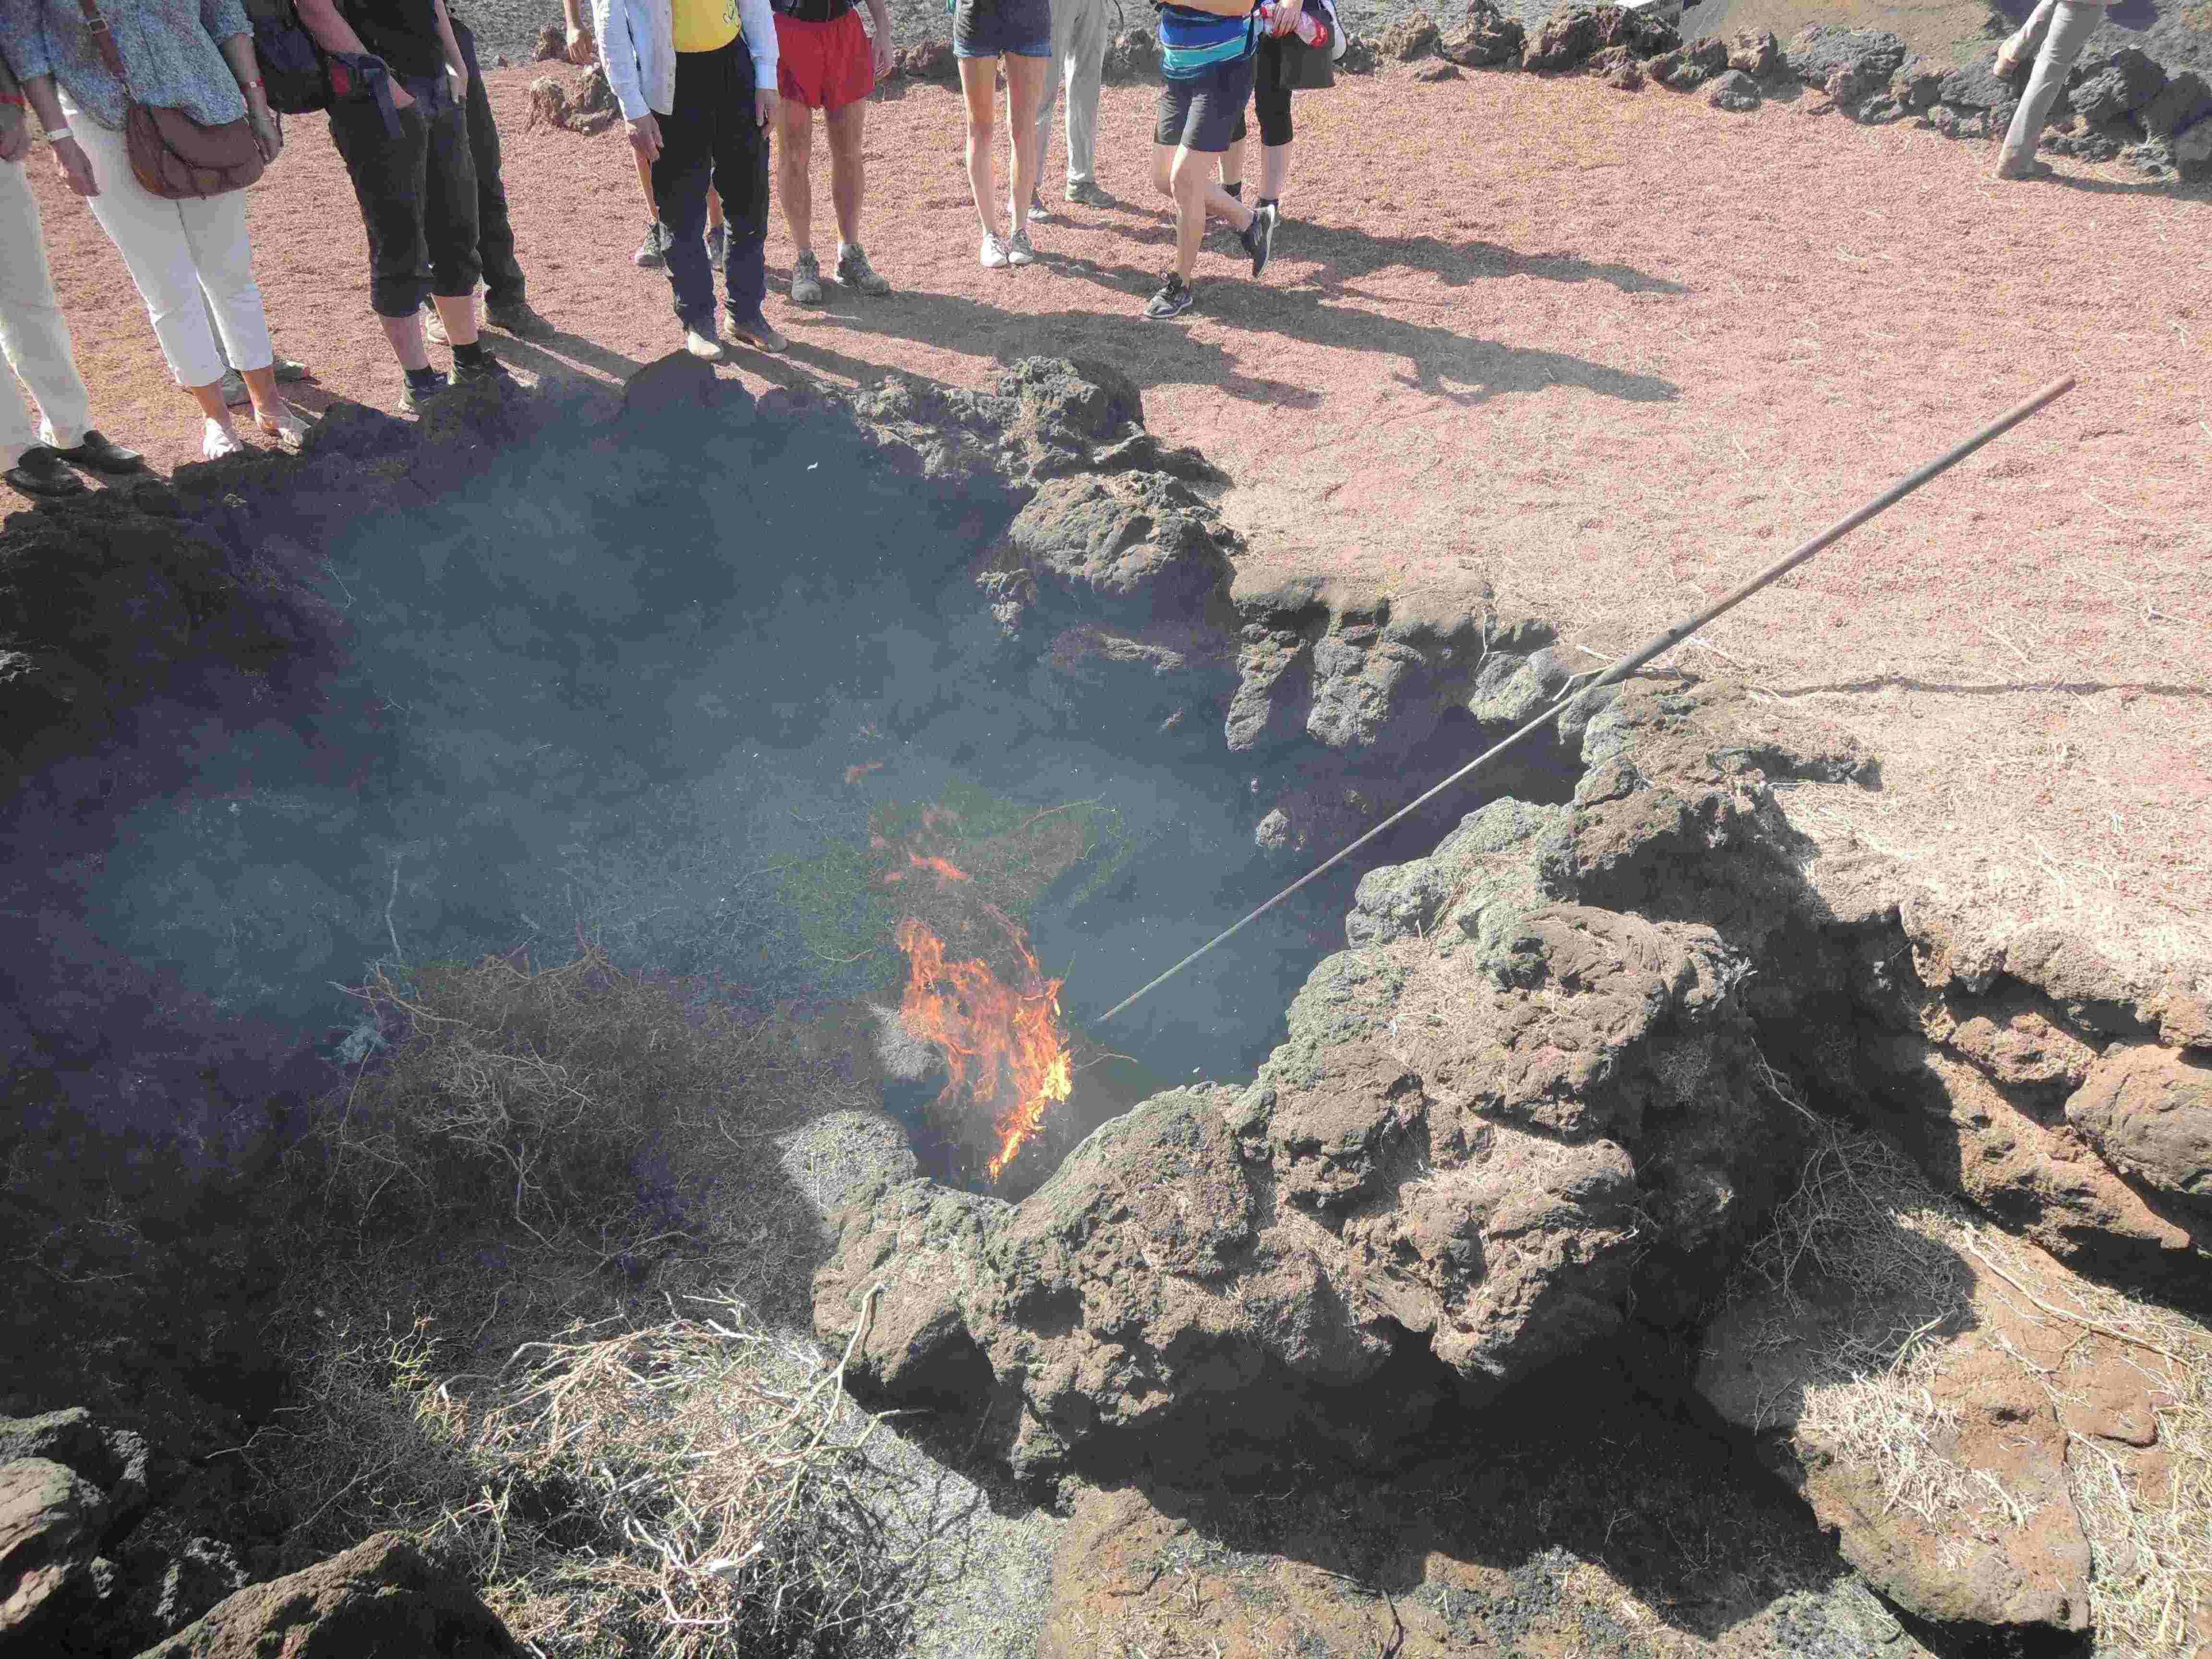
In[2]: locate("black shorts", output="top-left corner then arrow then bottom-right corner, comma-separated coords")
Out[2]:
1153,53 -> 1257,154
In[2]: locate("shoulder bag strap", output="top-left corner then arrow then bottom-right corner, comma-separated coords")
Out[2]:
75,0 -> 135,96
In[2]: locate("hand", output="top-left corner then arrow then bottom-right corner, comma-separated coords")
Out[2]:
1271,0 -> 1303,36
871,28 -> 893,78
447,60 -> 470,102
53,133 -> 96,195
564,24 -> 596,64
391,80 -> 417,109
626,110 -> 661,161
250,106 -> 282,162
0,110 -> 28,164
755,86 -> 778,129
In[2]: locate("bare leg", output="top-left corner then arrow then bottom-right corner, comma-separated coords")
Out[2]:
1005,53 -> 1050,234
778,98 -> 815,255
959,57 -> 1004,238
1218,134 -> 1246,191
185,380 -> 236,424
1259,138 -> 1290,200
708,188 -> 724,233
432,293 -> 480,349
381,313 -> 432,373
826,99 -> 866,246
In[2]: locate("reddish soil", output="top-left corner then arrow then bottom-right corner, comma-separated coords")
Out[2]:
21,64 -> 2212,970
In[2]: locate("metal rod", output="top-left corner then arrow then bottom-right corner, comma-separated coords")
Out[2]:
1093,375 -> 2077,1027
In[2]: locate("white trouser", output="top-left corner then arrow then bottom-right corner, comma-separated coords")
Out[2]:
1035,0 -> 1112,186
1998,0 -> 2107,167
0,158 -> 93,464
63,96 -> 273,390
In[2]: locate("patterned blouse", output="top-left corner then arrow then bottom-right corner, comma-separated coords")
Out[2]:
0,0 -> 252,133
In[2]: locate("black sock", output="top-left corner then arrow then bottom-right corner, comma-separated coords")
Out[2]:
405,364 -> 442,389
1223,181 -> 1243,199
451,341 -> 490,368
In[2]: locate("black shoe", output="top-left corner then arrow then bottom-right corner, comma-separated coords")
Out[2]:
1239,202 -> 1277,277
4,445 -> 88,498
401,370 -> 451,414
452,348 -> 505,384
485,299 -> 556,339
1143,273 -> 1195,319
53,430 -> 146,475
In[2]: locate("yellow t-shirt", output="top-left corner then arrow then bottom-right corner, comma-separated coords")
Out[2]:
672,0 -> 741,53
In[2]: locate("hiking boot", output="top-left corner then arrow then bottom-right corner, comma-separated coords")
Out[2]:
706,223 -> 728,267
791,248 -> 826,306
979,230 -> 1011,270
685,327 -> 729,362
4,445 -> 87,499
1064,178 -> 1112,208
1006,227 -> 1037,267
486,298 -> 556,338
634,221 -> 670,268
1024,190 -> 1053,223
1238,202 -> 1277,277
452,348 -> 505,385
1143,272 -> 1195,319
834,242 -> 891,295
401,370 -> 452,414
726,312 -> 789,354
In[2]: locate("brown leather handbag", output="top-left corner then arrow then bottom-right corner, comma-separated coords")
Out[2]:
76,0 -> 266,199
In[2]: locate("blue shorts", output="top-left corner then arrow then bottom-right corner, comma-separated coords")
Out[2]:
1154,51 -> 1257,153
953,0 -> 1051,58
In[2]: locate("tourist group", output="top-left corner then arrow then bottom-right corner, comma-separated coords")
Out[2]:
0,0 -> 1343,495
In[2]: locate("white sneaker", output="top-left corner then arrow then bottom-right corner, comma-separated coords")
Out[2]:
979,231 -> 1011,270
684,327 -> 728,361
1007,228 -> 1037,267
201,419 -> 244,461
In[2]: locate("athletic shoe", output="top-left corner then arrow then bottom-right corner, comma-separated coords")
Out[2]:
201,419 -> 244,461
834,242 -> 891,295
634,222 -> 670,268
452,349 -> 505,385
685,327 -> 729,362
1064,178 -> 1112,208
1006,228 -> 1037,267
1143,273 -> 1195,319
1025,191 -> 1053,223
486,299 -> 556,338
706,223 -> 728,267
726,313 -> 789,354
979,231 -> 1011,270
3,445 -> 87,499
791,249 -> 826,306
401,370 -> 452,414
1239,202 -> 1278,277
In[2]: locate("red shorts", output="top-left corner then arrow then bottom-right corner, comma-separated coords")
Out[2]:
775,10 -> 876,109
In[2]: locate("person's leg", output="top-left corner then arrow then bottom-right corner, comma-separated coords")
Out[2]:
652,54 -> 720,335
172,186 -> 299,436
422,96 -> 485,349
1254,82 -> 1293,203
1996,0 -> 2058,76
454,19 -> 527,308
1996,0 -> 2107,175
777,93 -> 816,259
959,56 -> 1004,240
825,98 -> 867,246
1219,113 -> 1246,192
1034,0 -> 1076,185
65,109 -> 234,415
0,160 -> 94,454
1064,0 -> 1109,187
1005,52 -> 1050,238
711,44 -> 774,333
329,95 -> 439,371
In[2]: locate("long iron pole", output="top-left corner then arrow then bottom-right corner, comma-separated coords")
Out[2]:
1094,375 -> 2078,1027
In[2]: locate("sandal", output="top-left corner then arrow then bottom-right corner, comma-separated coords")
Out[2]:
256,405 -> 311,450
202,420 -> 245,461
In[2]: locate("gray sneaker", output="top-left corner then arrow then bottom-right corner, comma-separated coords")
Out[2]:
834,242 -> 891,295
1006,227 -> 1037,267
1064,178 -> 1113,208
791,248 -> 825,306
634,221 -> 669,268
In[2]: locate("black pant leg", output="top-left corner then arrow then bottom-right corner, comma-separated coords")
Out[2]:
709,43 -> 769,321
650,49 -> 719,331
454,20 -> 527,305
330,96 -> 432,318
422,92 -> 484,300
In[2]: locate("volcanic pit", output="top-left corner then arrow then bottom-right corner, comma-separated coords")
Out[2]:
3,359 -> 2208,1659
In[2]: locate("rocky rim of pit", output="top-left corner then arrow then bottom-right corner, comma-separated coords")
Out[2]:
5,358 -> 2207,1656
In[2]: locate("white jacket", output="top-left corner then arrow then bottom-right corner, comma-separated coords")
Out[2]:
594,0 -> 779,121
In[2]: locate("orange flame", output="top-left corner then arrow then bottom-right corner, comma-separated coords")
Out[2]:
909,853 -> 972,884
895,917 -> 1073,1182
